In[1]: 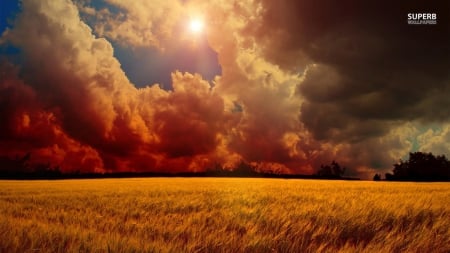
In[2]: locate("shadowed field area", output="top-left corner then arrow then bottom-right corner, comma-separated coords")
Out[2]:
0,178 -> 449,252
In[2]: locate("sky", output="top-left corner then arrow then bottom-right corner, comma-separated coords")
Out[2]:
0,0 -> 449,178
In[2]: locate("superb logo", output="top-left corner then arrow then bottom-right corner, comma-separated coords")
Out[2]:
407,13 -> 437,25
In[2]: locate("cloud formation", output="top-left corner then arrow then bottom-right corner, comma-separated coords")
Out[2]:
0,0 -> 449,177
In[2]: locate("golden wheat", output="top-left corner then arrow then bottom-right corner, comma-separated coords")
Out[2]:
0,178 -> 449,253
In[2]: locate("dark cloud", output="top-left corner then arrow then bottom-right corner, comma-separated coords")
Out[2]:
245,0 -> 450,141
0,62 -> 104,172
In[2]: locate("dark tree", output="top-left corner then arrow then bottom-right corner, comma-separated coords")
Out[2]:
234,161 -> 258,176
385,173 -> 394,181
0,152 -> 62,178
0,152 -> 31,174
373,173 -> 381,181
317,161 -> 346,178
388,152 -> 450,181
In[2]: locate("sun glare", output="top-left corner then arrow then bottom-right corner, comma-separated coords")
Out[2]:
189,19 -> 204,34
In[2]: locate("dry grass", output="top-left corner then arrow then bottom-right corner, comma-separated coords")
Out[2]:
0,178 -> 449,253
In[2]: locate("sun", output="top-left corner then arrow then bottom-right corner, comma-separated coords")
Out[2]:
189,18 -> 204,34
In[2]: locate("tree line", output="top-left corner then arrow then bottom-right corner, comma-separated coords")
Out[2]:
0,152 -> 62,178
1,151 -> 449,181
0,153 -> 357,180
373,152 -> 450,181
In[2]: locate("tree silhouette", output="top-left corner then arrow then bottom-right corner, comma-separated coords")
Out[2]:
0,152 -> 31,173
317,161 -> 346,178
0,152 -> 62,178
373,173 -> 381,181
385,173 -> 394,181
388,152 -> 450,181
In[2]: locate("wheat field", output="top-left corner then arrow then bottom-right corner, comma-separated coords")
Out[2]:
0,178 -> 449,253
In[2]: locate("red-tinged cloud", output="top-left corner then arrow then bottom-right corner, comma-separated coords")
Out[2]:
0,0 -> 449,178
0,0 -> 234,173
0,62 -> 104,172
